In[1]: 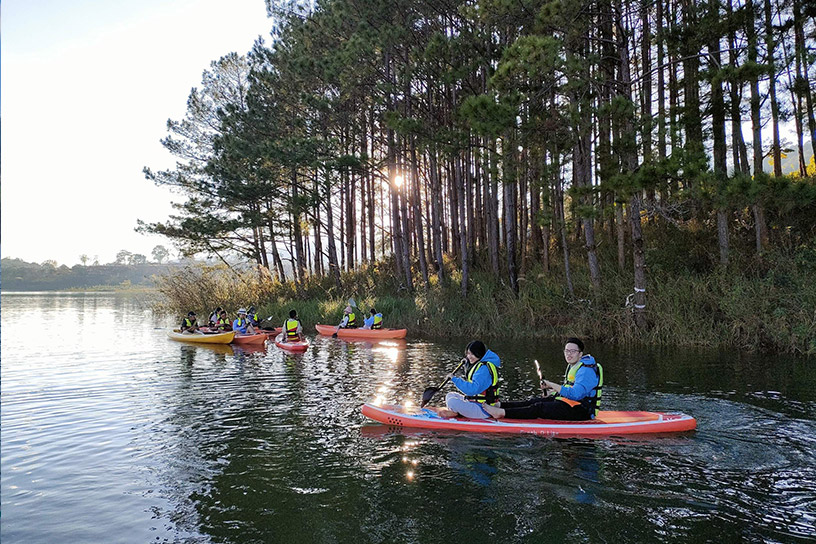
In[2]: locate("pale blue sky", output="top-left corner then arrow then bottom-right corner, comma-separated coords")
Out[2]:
1,0 -> 272,266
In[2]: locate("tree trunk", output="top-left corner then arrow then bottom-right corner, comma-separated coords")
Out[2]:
503,130 -> 519,295
616,202 -> 626,271
793,0 -> 816,161
428,147 -> 445,283
630,193 -> 647,328
323,175 -> 342,289
410,138 -> 430,288
709,0 -> 730,266
457,153 -> 469,296
765,0 -> 783,177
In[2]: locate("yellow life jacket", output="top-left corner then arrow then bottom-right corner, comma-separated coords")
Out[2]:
372,314 -> 383,329
556,360 -> 603,415
464,361 -> 500,404
285,318 -> 300,338
346,312 -> 357,328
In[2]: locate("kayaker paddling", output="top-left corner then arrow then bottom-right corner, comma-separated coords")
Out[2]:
362,308 -> 383,330
282,309 -> 303,342
332,305 -> 358,337
437,340 -> 502,419
232,308 -> 256,335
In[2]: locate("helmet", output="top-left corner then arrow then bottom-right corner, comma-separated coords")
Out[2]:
188,311 -> 196,316
249,306 -> 256,312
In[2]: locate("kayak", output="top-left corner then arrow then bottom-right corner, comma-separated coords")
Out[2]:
274,333 -> 309,352
167,330 -> 235,344
231,332 -> 268,345
361,403 -> 697,437
315,324 -> 407,339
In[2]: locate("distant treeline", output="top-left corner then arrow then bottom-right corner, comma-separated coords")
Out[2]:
0,258 -> 181,291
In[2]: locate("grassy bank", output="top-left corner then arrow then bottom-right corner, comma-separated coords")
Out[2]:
151,239 -> 816,355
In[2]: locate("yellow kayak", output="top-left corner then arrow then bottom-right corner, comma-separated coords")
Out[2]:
167,329 -> 235,344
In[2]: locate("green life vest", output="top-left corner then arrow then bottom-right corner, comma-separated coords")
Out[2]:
285,318 -> 300,338
464,361 -> 500,404
556,360 -> 603,415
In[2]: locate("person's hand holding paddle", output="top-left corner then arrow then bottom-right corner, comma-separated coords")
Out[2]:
535,359 -> 557,396
420,358 -> 468,407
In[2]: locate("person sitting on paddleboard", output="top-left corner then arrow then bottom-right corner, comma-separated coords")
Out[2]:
482,337 -> 603,421
232,308 -> 255,335
362,308 -> 383,330
215,309 -> 232,331
283,309 -> 303,342
180,311 -> 199,333
441,340 -> 502,419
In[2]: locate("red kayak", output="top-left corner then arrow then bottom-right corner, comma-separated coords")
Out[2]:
362,403 -> 696,437
274,333 -> 309,352
231,332 -> 268,345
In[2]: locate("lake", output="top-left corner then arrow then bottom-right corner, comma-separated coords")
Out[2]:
2,292 -> 815,543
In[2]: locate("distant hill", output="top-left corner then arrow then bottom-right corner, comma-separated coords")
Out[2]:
0,258 -> 185,291
763,139 -> 814,175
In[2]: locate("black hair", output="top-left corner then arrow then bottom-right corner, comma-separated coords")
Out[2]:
565,337 -> 584,352
466,340 -> 487,360
289,309 -> 297,318
188,311 -> 196,316
370,308 -> 377,315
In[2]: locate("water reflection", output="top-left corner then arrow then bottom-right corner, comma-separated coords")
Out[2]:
2,293 -> 816,543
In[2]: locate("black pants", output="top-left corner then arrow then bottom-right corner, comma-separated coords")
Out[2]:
500,396 -> 591,421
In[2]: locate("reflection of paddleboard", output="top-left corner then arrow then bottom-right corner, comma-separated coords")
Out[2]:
361,403 -> 696,437
274,333 -> 309,352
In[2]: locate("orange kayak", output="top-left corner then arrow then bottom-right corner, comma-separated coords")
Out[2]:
274,333 -> 309,352
315,324 -> 407,339
361,403 -> 697,437
231,332 -> 268,345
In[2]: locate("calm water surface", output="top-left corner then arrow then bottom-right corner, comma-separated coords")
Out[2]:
2,292 -> 815,543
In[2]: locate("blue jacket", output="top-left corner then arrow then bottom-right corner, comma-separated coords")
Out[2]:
558,354 -> 600,402
232,318 -> 250,334
451,349 -> 502,397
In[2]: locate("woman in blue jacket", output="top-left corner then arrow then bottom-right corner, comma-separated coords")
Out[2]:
443,340 -> 502,419
482,337 -> 603,421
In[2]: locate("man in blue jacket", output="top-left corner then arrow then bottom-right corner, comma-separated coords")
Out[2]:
442,340 -> 502,419
482,337 -> 603,421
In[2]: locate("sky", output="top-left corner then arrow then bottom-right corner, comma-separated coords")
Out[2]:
1,0 -> 273,266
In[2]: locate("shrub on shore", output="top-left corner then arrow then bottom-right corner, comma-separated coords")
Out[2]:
152,242 -> 816,354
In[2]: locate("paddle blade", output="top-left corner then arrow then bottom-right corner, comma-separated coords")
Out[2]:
420,387 -> 439,408
332,332 -> 338,338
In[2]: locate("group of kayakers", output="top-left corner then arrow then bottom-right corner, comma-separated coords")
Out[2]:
439,337 -> 603,422
181,307 -> 263,335
334,305 -> 383,334
179,303 -> 384,343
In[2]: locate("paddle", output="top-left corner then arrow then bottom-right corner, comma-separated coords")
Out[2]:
535,359 -> 556,397
534,359 -> 544,392
420,357 -> 468,408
